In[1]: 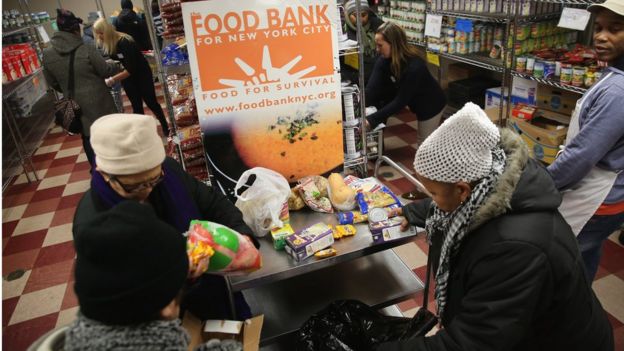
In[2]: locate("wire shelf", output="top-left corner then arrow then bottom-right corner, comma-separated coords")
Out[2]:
409,40 -> 427,48
434,51 -> 505,72
2,25 -> 34,37
516,12 -> 563,24
510,70 -> 587,94
529,0 -> 601,4
2,67 -> 44,99
426,10 -> 510,23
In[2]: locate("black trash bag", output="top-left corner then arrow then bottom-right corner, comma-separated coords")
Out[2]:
296,300 -> 437,351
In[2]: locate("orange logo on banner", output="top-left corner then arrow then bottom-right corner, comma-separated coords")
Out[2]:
189,6 -> 334,91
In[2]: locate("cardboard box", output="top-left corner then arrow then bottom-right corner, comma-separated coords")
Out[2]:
441,63 -> 475,90
285,223 -> 334,261
507,113 -> 569,164
369,217 -> 417,243
182,313 -> 264,351
511,104 -> 537,121
484,103 -> 508,124
536,85 -> 579,115
485,87 -> 533,109
270,224 -> 294,250
511,76 -> 537,105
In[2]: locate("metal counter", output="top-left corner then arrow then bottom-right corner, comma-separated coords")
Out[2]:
227,208 -> 425,346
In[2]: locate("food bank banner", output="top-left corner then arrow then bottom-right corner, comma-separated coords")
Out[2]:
182,0 -> 343,196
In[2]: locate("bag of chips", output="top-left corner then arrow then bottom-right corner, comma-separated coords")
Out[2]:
186,220 -> 262,275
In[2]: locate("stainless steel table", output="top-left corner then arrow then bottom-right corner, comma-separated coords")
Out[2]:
226,209 -> 425,347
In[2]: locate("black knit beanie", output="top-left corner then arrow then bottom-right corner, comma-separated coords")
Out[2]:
121,0 -> 134,10
56,9 -> 83,33
73,201 -> 189,325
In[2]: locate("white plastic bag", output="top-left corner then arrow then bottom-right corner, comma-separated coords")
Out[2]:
234,167 -> 291,237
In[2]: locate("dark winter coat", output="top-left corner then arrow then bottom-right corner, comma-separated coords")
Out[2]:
43,31 -> 118,136
115,9 -> 151,51
379,129 -> 613,351
365,55 -> 446,128
340,14 -> 383,84
73,157 -> 254,240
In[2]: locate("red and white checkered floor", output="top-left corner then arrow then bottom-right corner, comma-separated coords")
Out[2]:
2,112 -> 623,350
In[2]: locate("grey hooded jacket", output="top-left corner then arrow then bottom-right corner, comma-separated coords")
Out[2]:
43,30 -> 119,136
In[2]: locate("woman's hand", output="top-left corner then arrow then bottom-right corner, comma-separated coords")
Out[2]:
105,77 -> 115,87
388,207 -> 410,232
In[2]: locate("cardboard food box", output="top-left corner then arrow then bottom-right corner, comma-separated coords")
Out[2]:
507,111 -> 569,164
511,104 -> 537,121
369,217 -> 416,244
182,313 -> 264,351
536,85 -> 579,115
270,224 -> 294,250
485,87 -> 533,109
511,76 -> 537,105
284,223 -> 334,261
484,103 -> 508,124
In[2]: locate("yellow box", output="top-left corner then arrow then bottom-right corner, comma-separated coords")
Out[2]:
507,114 -> 568,164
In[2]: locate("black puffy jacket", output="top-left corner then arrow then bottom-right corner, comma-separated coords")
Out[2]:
379,130 -> 613,351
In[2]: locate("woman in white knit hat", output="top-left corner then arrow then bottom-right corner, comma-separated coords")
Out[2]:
379,103 -> 613,351
72,113 -> 258,322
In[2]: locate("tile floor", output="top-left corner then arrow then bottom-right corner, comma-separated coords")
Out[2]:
2,112 -> 624,350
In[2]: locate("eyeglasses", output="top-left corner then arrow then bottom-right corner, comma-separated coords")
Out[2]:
108,169 -> 165,194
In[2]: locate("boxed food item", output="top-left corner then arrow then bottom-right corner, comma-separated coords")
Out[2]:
485,87 -> 533,109
511,104 -> 537,121
507,111 -> 569,164
182,312 -> 264,351
511,76 -> 537,105
285,223 -> 335,261
369,217 -> 416,244
536,85 -> 579,115
270,224 -> 295,250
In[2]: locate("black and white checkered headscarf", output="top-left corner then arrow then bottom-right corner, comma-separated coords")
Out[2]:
425,145 -> 507,319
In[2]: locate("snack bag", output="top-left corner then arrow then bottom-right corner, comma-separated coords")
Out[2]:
299,176 -> 334,213
356,187 -> 401,214
187,220 -> 262,275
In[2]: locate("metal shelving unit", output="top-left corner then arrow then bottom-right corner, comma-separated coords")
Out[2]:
145,0 -> 213,184
503,0 -> 595,123
414,0 -> 599,126
340,0 -> 370,177
2,1 -> 54,191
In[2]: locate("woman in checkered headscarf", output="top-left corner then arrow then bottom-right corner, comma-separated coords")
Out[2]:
378,102 -> 613,351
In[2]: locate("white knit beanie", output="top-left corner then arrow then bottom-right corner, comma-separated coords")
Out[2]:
345,0 -> 370,15
90,114 -> 166,175
414,102 -> 500,183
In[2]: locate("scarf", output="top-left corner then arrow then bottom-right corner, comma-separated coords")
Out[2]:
345,19 -> 376,59
425,146 -> 507,319
65,313 -> 243,351
91,161 -> 201,232
65,313 -> 190,350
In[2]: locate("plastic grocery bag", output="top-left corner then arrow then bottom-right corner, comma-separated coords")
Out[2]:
296,300 -> 437,351
234,167 -> 291,237
186,220 -> 262,275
